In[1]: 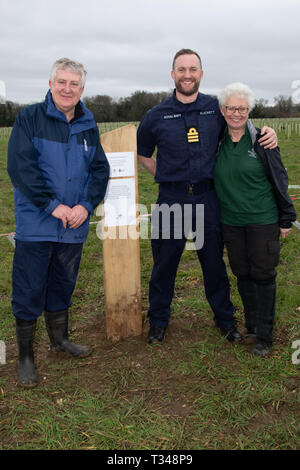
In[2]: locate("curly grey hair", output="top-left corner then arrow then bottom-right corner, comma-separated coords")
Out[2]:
218,82 -> 255,110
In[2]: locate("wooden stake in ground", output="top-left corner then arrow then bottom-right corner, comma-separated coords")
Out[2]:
99,125 -> 142,341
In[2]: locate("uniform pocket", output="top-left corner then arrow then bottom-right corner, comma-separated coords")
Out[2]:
267,240 -> 280,266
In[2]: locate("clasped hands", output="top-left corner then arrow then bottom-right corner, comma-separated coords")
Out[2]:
51,204 -> 88,229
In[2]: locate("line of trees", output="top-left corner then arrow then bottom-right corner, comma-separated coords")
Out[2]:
83,91 -> 170,123
1,91 -> 300,127
0,101 -> 24,127
250,96 -> 300,118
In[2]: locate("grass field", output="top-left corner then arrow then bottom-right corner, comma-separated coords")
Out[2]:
0,123 -> 299,450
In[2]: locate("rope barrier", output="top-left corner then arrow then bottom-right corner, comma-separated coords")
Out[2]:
2,219 -> 300,240
293,221 -> 300,231
0,232 -> 15,237
0,216 -> 152,241
1,191 -> 299,241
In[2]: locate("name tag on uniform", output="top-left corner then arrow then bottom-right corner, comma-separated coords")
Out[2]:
163,113 -> 182,119
199,110 -> 215,115
187,127 -> 199,143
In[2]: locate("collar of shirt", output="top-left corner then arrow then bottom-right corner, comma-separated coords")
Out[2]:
171,88 -> 215,112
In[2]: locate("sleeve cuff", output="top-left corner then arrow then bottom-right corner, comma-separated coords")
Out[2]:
44,199 -> 61,215
137,145 -> 154,158
78,201 -> 94,216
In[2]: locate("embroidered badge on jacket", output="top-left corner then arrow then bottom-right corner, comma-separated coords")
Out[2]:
187,127 -> 199,143
248,149 -> 257,159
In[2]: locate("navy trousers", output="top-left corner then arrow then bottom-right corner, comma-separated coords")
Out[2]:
12,241 -> 83,321
148,185 -> 235,329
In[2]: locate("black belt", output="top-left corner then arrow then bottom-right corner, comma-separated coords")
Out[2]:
160,180 -> 214,195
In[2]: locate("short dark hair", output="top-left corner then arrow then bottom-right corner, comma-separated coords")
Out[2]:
172,49 -> 202,70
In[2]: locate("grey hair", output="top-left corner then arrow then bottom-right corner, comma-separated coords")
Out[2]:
50,58 -> 87,87
218,82 -> 255,110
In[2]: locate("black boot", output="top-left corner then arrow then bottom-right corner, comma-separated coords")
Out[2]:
237,278 -> 258,341
15,318 -> 38,388
147,325 -> 167,344
44,310 -> 91,357
252,282 -> 276,357
218,325 -> 242,342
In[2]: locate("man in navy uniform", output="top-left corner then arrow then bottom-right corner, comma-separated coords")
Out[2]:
137,49 -> 278,344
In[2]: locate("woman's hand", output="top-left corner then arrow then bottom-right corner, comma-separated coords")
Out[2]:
280,227 -> 292,238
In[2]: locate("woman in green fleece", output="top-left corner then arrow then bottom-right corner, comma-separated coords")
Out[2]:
214,82 -> 296,357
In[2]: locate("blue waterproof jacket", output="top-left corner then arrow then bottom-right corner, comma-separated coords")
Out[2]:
7,91 -> 110,243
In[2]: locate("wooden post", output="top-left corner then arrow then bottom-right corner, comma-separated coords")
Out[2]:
99,124 -> 142,341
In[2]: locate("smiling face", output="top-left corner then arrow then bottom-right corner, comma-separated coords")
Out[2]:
49,68 -> 84,121
221,96 -> 250,132
171,54 -> 203,103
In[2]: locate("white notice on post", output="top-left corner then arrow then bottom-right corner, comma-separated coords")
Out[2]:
106,152 -> 135,178
104,178 -> 136,227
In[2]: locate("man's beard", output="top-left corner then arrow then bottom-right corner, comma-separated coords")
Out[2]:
175,78 -> 200,96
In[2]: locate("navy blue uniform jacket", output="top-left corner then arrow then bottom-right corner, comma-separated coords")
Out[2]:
137,90 -> 225,183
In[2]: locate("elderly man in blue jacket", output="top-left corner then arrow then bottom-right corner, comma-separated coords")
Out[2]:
7,58 -> 110,388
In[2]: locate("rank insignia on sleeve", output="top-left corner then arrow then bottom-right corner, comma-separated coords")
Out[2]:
187,127 -> 199,143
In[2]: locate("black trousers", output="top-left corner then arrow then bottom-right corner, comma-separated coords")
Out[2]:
221,223 -> 280,284
222,223 -> 280,346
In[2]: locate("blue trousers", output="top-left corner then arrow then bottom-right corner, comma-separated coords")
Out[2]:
12,241 -> 83,321
148,185 -> 235,329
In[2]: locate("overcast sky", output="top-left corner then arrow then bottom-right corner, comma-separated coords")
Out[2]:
1,0 -> 299,106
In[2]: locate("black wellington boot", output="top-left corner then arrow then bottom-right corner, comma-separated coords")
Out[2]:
44,310 -> 91,357
15,318 -> 38,388
237,278 -> 258,341
252,282 -> 276,357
